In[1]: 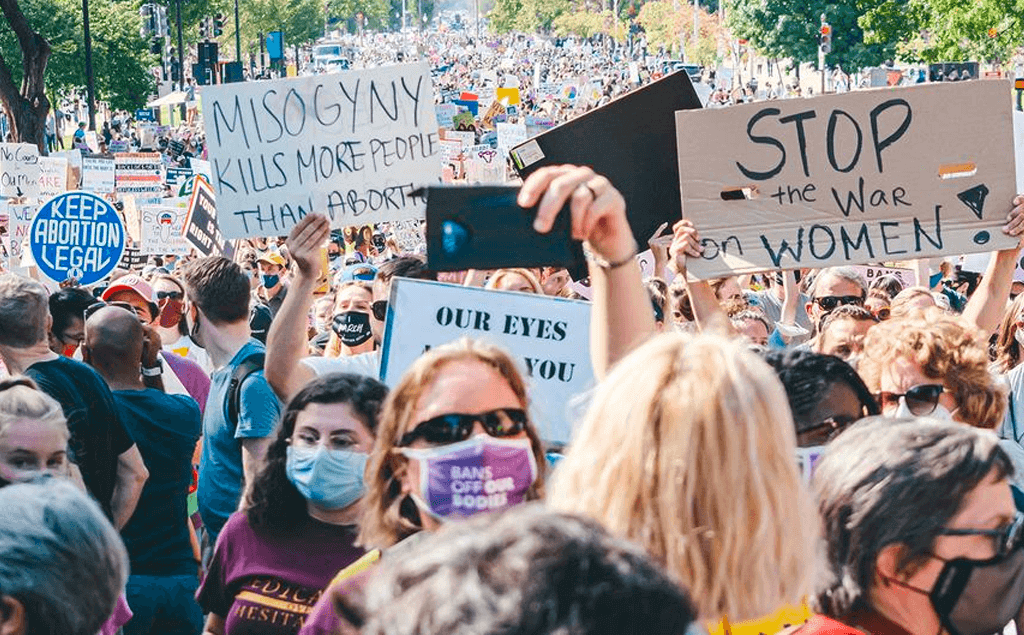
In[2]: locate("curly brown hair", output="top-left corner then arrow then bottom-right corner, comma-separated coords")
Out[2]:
859,308 -> 1006,429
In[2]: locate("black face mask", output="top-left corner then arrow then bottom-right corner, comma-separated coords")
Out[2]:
332,311 -> 372,347
930,543 -> 1024,635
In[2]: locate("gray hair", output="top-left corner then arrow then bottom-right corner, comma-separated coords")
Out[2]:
0,274 -> 50,348
812,416 -> 1012,619
808,267 -> 867,299
0,479 -> 128,635
358,503 -> 697,635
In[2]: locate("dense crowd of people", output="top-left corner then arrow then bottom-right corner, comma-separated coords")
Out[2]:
4,26 -> 1024,635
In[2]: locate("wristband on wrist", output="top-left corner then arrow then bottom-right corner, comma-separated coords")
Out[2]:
583,240 -> 639,270
142,360 -> 163,377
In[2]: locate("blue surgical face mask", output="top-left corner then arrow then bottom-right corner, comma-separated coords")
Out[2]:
261,273 -> 280,289
285,445 -> 368,510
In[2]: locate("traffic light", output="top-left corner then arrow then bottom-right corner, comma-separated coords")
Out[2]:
170,58 -> 181,83
819,22 -> 832,54
157,5 -> 168,36
199,17 -> 210,40
139,3 -> 156,38
214,14 -> 225,36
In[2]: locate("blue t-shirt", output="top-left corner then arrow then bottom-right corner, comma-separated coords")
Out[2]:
198,340 -> 280,540
115,388 -> 202,576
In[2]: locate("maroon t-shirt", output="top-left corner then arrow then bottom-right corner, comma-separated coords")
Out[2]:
197,512 -> 365,635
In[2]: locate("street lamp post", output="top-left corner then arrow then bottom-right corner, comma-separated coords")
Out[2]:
82,0 -> 97,130
234,0 -> 242,62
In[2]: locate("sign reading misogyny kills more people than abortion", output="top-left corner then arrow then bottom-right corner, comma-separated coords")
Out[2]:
30,191 -> 125,285
676,80 -> 1019,279
381,278 -> 593,445
201,62 -> 442,239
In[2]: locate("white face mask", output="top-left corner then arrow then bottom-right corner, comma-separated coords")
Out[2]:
891,396 -> 957,422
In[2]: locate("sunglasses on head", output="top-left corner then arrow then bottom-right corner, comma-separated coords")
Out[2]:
398,408 -> 528,447
371,300 -> 387,321
800,414 -> 860,442
875,383 -> 946,416
814,295 -> 864,311
84,301 -> 142,320
156,290 -> 183,301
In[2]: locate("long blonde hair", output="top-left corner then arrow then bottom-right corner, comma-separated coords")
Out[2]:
357,338 -> 546,550
548,332 -> 821,622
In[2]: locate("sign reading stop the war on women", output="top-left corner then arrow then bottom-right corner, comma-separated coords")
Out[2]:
676,80 -> 1019,279
30,191 -> 125,285
381,278 -> 593,445
201,62 -> 441,239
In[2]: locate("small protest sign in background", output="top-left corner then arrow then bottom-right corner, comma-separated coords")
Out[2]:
30,191 -> 125,285
38,157 -> 68,201
381,278 -> 593,444
201,62 -> 441,239
141,205 -> 190,255
0,143 -> 40,198
81,155 -> 115,193
676,80 -> 1018,278
183,177 -> 231,257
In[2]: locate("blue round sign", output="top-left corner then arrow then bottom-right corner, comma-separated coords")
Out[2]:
30,191 -> 125,285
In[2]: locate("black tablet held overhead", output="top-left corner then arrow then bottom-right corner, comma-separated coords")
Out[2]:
509,70 -> 703,248
423,185 -> 586,275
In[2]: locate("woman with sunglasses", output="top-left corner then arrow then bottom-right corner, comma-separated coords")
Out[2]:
798,416 -> 1024,635
297,339 -> 546,635
197,373 -> 387,635
859,308 -> 1024,490
152,275 -> 213,374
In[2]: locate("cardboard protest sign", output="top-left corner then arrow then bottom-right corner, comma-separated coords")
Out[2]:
30,191 -> 126,285
166,166 -> 194,187
676,81 -> 1019,278
201,63 -> 441,239
381,278 -> 593,443
0,143 -> 41,198
496,87 -> 520,106
119,246 -> 147,269
1015,111 -> 1024,193
38,157 -> 68,201
512,71 -> 703,253
120,195 -> 142,243
81,155 -> 115,193
115,152 -> 163,198
444,130 -> 475,150
108,140 -> 130,153
851,264 -> 914,289
183,176 -> 232,257
463,145 -> 505,183
140,205 -> 190,255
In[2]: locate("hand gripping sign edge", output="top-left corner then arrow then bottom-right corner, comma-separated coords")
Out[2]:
30,190 -> 126,286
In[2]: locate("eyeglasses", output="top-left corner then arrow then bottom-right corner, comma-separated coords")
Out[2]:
814,295 -> 864,311
155,290 -> 183,301
875,384 -> 947,416
800,414 -> 860,442
371,300 -> 388,321
937,511 -> 1024,559
398,408 -> 528,447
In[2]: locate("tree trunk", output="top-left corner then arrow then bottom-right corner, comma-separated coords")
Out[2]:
0,0 -> 52,153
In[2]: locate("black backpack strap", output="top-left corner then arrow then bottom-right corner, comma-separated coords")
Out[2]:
227,352 -> 266,434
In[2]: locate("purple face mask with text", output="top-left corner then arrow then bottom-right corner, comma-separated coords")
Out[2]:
400,435 -> 537,520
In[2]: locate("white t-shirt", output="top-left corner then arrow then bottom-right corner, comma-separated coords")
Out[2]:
998,365 -> 1024,491
301,351 -> 380,380
163,334 -> 213,374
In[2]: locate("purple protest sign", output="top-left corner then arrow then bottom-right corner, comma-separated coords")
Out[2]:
402,436 -> 537,519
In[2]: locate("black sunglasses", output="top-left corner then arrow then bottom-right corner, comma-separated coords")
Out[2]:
372,299 -> 387,321
814,295 -> 864,311
876,384 -> 946,416
937,511 -> 1024,559
156,290 -> 183,301
799,414 -> 860,442
398,408 -> 528,447
84,301 -> 141,320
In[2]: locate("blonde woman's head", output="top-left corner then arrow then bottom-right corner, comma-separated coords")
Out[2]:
548,332 -> 821,622
486,269 -> 544,295
0,377 -> 70,483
